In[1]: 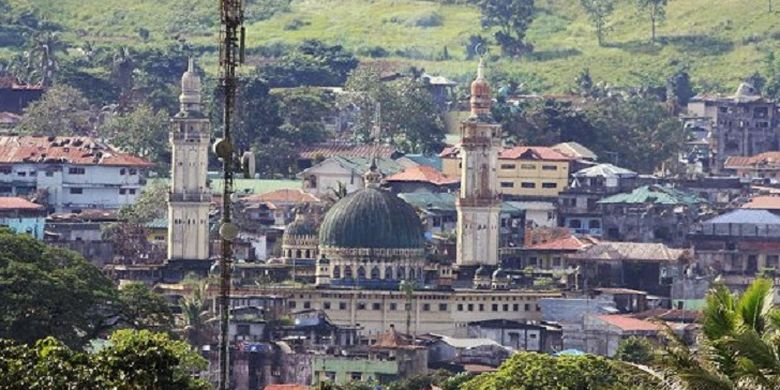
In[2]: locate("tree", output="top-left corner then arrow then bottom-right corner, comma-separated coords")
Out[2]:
23,31 -> 66,87
635,0 -> 668,42
119,179 -> 168,224
498,98 -> 597,146
476,0 -> 535,56
460,352 -> 658,389
658,278 -> 780,389
615,336 -> 655,365
17,85 -> 93,136
116,283 -> 175,334
259,40 -> 358,87
99,104 -> 170,172
0,329 -> 209,390
176,277 -> 215,349
0,229 -> 116,347
580,0 -> 615,46
666,69 -> 695,113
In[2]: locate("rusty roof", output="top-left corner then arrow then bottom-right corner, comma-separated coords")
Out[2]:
0,197 -> 44,211
242,188 -> 320,204
596,315 -> 659,332
569,242 -> 687,262
742,196 -> 780,210
525,234 -> 592,251
0,136 -> 153,168
298,142 -> 398,160
385,165 -> 459,185
724,152 -> 780,169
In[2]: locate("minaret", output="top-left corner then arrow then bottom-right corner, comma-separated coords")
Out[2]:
455,58 -> 502,268
168,59 -> 211,262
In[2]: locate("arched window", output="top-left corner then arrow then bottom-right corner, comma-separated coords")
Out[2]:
370,267 -> 380,280
296,249 -> 302,258
409,268 -> 415,280
344,266 -> 353,280
397,266 -> 406,280
569,219 -> 582,229
333,265 -> 341,279
385,266 -> 393,280
357,266 -> 366,280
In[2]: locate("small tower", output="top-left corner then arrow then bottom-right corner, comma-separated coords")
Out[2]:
167,59 -> 211,263
315,255 -> 331,286
455,58 -> 502,268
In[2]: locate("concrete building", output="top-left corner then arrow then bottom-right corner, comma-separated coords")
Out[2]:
466,319 -> 562,353
300,156 -> 404,196
687,83 -> 780,171
0,136 -> 153,212
454,59 -> 502,268
44,209 -> 118,266
0,197 -> 45,239
167,59 -> 211,264
581,314 -> 660,357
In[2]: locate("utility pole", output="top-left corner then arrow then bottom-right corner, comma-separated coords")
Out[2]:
216,1 -> 245,389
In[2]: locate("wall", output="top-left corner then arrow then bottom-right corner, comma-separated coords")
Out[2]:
311,356 -> 398,385
0,216 -> 45,239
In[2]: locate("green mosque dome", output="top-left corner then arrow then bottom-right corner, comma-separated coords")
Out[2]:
319,187 -> 425,250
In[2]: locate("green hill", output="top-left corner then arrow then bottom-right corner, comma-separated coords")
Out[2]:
8,0 -> 780,92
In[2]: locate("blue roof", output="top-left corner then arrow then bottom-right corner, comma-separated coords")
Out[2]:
705,209 -> 780,225
402,154 -> 443,170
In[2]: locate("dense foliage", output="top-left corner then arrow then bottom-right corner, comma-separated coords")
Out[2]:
0,329 -> 208,390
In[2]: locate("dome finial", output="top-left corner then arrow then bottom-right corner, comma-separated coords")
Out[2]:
364,157 -> 383,188
470,55 -> 491,116
179,58 -> 202,113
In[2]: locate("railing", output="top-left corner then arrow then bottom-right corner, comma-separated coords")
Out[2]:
168,192 -> 211,202
170,132 -> 210,142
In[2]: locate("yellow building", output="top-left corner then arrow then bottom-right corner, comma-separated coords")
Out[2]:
441,146 -> 573,198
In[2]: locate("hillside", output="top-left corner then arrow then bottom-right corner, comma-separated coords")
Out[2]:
7,0 -> 780,92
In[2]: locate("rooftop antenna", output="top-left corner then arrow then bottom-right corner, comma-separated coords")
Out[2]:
214,0 -> 245,389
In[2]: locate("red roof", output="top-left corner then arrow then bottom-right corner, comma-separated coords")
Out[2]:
385,165 -> 459,185
0,197 -> 44,211
596,315 -> 659,332
525,234 -> 591,251
299,143 -> 397,160
243,189 -> 320,204
724,151 -> 780,169
742,196 -> 780,210
439,146 -> 574,161
0,136 -> 153,168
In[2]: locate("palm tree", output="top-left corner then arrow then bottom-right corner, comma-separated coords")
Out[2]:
25,31 -> 66,87
176,277 -> 216,349
658,278 -> 780,389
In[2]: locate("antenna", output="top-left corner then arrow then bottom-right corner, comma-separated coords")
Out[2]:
216,1 -> 245,389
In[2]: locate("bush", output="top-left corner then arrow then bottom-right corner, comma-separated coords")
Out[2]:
283,17 -> 310,31
407,11 -> 443,28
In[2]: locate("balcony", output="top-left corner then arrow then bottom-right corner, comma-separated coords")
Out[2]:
168,192 -> 211,202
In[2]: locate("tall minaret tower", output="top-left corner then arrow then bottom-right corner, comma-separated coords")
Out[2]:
455,58 -> 502,268
168,59 -> 211,262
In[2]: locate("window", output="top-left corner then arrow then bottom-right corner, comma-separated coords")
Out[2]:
372,303 -> 381,311
500,163 -> 516,170
339,302 -> 347,310
478,304 -> 484,312
569,219 -> 582,229
439,303 -> 448,311
119,189 -> 127,195
390,303 -> 397,311
491,304 -> 498,312
767,255 -> 779,269
350,372 -> 362,381
323,302 -> 331,310
120,168 -> 126,175
129,168 -> 138,175
68,167 -> 85,175
513,304 -> 519,311
0,186 -> 12,194
521,182 -> 535,188
0,166 -> 11,174
457,304 -> 463,311
357,302 -> 366,310
500,182 -> 514,188
542,182 -> 557,189
69,188 -> 83,194
289,301 -> 297,309
45,171 -> 53,177
552,257 -> 562,267
303,301 -> 311,309
520,164 -> 536,170
237,324 -> 250,335
503,304 -> 509,311
524,304 -> 530,311
467,304 -> 474,311
542,165 -> 557,171
129,189 -> 136,195
17,171 -> 25,177
422,303 -> 430,311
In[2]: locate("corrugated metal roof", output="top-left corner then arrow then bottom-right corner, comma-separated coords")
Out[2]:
386,165 -> 458,185
573,163 -> 636,178
552,141 -> 598,160
569,242 -> 687,262
0,136 -> 153,167
742,196 -> 780,210
598,185 -> 704,206
596,315 -> 659,332
298,143 -> 398,160
704,209 -> 780,225
399,192 -> 520,213
0,197 -> 44,210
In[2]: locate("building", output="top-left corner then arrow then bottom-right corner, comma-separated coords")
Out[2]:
297,143 -> 400,170
598,185 -> 707,246
442,146 -> 573,199
0,76 -> 43,114
282,211 -> 320,283
581,314 -> 660,357
466,319 -> 562,353
0,136 -> 153,212
424,333 -> 512,367
300,156 -> 404,196
687,83 -> 780,171
167,59 -> 211,265
44,209 -> 118,266
674,176 -> 749,209
558,163 -> 639,236
723,151 -> 780,182
454,59 -> 502,268
385,165 -> 459,194
690,209 -> 780,291
552,141 -> 598,162
0,197 -> 45,239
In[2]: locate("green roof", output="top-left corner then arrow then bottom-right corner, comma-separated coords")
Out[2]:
145,217 -> 168,229
319,187 -> 424,249
598,185 -> 705,206
146,178 -> 302,196
398,192 -> 522,213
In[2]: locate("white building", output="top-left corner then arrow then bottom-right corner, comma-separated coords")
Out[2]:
167,59 -> 211,262
300,156 -> 404,196
0,136 -> 152,212
456,59 -> 502,268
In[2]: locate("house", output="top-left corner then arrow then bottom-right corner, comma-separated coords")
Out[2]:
385,165 -> 459,193
581,314 -> 660,357
441,146 -> 574,198
466,319 -> 563,353
144,217 -> 167,247
0,197 -> 46,239
724,151 -> 780,182
506,200 -> 558,228
424,334 -> 512,368
240,189 -> 321,227
230,306 -> 268,343
0,136 -> 153,212
0,77 -> 43,114
690,209 -> 780,293
552,141 -> 598,162
272,309 -> 358,351
687,83 -> 780,171
44,209 -> 118,266
300,156 -> 404,196
674,176 -> 749,209
511,229 -> 593,276
558,163 -> 639,236
297,142 -> 400,170
598,185 -> 707,246
421,73 -> 458,110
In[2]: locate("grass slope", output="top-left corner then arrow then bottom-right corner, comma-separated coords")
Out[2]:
10,0 -> 780,92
